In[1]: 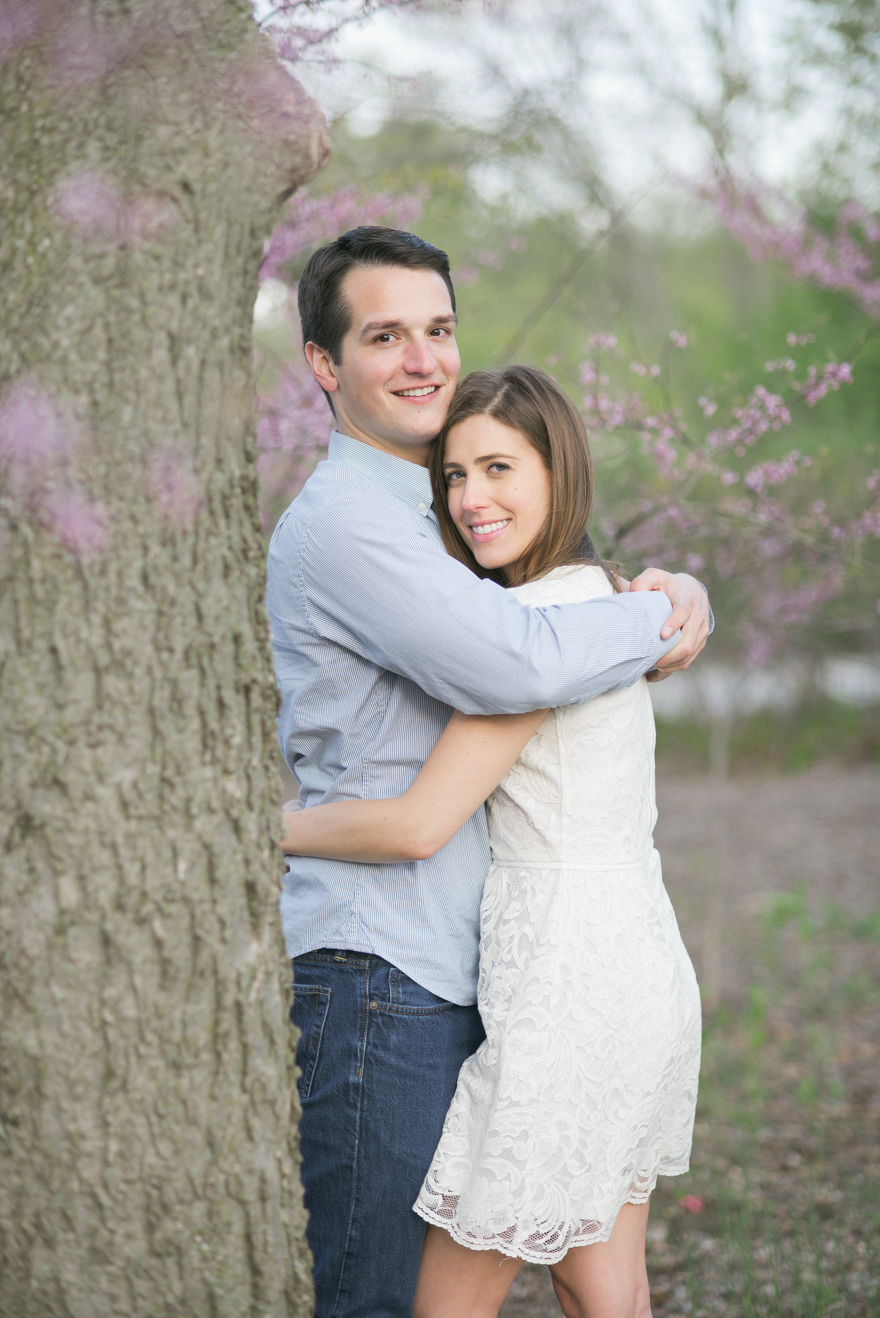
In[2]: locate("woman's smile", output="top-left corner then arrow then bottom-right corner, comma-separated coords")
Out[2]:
467,518 -> 512,541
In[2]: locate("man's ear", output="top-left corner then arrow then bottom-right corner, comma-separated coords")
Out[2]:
305,342 -> 340,396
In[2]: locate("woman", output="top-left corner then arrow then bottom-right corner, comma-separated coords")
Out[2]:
280,366 -> 702,1318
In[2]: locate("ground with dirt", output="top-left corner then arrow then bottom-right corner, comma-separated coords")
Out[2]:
499,765 -> 880,1318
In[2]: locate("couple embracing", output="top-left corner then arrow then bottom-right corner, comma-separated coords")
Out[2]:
267,227 -> 710,1318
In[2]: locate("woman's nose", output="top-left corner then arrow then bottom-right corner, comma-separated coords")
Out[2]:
461,479 -> 489,511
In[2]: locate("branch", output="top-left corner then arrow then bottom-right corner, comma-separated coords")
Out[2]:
494,189 -> 655,366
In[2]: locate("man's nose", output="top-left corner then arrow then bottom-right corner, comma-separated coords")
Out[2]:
402,336 -> 437,375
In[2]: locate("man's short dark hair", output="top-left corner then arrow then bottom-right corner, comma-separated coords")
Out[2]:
297,226 -> 456,368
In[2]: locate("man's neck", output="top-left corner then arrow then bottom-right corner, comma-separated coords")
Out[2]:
332,416 -> 430,468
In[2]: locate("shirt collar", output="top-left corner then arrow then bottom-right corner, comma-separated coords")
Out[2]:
329,430 -> 434,517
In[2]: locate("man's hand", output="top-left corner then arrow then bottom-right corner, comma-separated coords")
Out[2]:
629,569 -> 711,681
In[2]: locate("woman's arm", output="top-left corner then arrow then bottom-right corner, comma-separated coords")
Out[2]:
280,708 -> 547,864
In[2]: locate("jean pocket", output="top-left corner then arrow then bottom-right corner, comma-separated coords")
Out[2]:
383,967 -> 456,1015
291,984 -> 331,1101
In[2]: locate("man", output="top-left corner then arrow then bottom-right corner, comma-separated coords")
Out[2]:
266,227 -> 711,1318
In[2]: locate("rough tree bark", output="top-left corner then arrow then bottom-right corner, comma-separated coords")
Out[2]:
0,3 -> 329,1314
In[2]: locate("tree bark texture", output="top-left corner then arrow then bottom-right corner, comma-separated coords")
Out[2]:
0,4 -> 329,1313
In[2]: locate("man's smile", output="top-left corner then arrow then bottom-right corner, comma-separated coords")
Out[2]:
393,384 -> 442,398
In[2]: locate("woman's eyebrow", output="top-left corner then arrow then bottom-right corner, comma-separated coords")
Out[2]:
442,453 -> 517,469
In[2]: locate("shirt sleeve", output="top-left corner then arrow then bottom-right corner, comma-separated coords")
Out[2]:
286,494 -> 679,716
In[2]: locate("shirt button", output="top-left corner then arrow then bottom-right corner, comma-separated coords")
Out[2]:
417,501 -> 426,511
369,1001 -> 378,1010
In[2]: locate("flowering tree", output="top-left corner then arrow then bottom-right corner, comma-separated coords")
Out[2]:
582,326 -> 879,671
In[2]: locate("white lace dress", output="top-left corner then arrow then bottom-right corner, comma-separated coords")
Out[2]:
413,564 -> 702,1264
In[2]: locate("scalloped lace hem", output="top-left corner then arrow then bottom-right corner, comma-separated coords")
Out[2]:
413,1165 -> 686,1265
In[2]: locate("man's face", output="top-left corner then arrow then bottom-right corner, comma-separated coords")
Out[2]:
305,264 -> 461,465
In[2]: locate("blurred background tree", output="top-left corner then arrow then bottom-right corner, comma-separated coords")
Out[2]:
256,0 -> 880,776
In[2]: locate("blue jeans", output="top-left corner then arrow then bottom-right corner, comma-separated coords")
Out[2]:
291,949 -> 485,1318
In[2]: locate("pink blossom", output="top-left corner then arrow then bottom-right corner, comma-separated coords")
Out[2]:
793,362 -> 854,406
713,184 -> 880,317
850,504 -> 880,539
743,451 -> 802,493
0,1 -> 45,60
260,1 -> 466,67
49,16 -> 137,90
586,333 -> 617,351
43,491 -> 110,557
669,331 -> 687,348
679,1195 -> 704,1213
757,568 -> 844,625
256,354 -> 331,521
52,171 -> 177,246
148,451 -> 203,525
0,378 -> 78,499
261,185 -> 426,282
742,624 -> 776,669
52,172 -> 122,240
454,265 -> 481,287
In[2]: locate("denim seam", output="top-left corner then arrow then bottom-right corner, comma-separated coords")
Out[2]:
329,961 -> 369,1318
298,951 -> 371,967
293,985 -> 331,1101
373,1001 -> 456,1017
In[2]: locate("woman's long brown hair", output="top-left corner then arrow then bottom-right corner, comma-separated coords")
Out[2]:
429,365 -> 619,590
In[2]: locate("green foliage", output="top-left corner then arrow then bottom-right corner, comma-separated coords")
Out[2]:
654,697 -> 880,776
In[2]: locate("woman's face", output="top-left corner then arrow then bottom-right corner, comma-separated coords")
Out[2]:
442,414 -> 551,580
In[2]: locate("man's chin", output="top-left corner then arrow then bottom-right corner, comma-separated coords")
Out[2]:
388,409 -> 448,443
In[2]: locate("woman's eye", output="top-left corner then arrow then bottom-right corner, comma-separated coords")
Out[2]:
488,462 -> 511,474
444,470 -> 465,484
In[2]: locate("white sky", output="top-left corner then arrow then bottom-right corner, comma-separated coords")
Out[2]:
288,0 -> 854,221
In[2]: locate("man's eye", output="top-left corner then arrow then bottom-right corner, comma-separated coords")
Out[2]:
375,334 -> 394,343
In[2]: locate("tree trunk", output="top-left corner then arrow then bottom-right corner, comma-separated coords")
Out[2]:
0,4 -> 329,1314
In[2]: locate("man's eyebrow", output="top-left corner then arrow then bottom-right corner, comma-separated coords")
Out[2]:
358,313 -> 458,338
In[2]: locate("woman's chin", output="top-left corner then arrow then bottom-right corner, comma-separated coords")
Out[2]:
474,550 -> 513,577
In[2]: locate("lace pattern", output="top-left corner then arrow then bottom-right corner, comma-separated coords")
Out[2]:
413,566 -> 701,1263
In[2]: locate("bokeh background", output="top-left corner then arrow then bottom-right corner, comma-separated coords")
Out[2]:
258,2 -> 880,1313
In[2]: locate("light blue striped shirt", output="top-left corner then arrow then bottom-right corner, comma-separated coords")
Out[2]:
267,430 -> 679,1005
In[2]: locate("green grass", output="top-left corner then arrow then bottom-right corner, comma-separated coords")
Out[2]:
647,897 -> 880,1318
